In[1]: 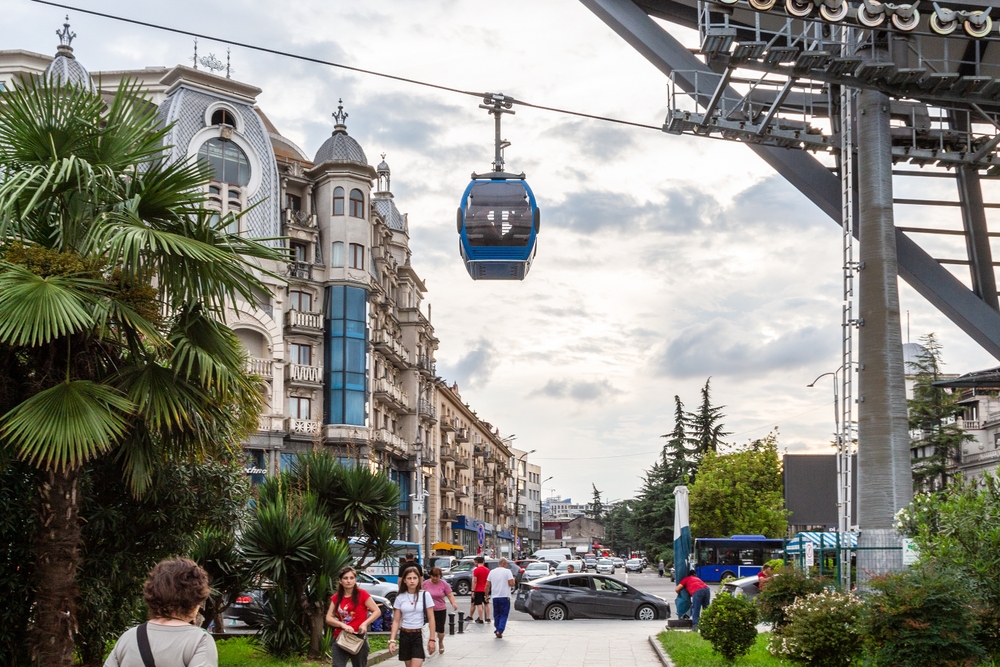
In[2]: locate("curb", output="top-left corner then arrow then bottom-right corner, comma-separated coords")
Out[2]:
368,648 -> 392,665
648,634 -> 675,667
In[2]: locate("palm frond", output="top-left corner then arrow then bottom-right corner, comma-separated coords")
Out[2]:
0,262 -> 107,346
2,380 -> 134,471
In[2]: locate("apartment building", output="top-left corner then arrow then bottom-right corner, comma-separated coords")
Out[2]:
513,448 -> 543,555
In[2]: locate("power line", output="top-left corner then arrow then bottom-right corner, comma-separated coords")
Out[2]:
31,0 -> 663,132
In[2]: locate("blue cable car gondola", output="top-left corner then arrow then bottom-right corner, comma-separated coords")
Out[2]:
457,93 -> 540,280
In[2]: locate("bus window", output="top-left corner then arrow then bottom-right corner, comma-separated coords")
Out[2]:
698,547 -> 715,565
718,549 -> 740,565
740,550 -> 758,565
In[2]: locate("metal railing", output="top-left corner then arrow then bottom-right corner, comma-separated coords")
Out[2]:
283,207 -> 317,228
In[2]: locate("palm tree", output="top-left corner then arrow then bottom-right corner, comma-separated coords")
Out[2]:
0,77 -> 282,665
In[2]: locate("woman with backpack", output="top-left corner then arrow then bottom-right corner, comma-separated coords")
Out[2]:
326,566 -> 382,667
389,566 -> 436,667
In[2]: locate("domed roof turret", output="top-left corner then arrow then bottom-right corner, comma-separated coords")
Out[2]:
44,16 -> 96,93
313,100 -> 368,166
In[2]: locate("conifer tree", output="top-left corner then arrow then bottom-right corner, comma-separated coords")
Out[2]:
588,483 -> 604,521
689,378 -> 731,455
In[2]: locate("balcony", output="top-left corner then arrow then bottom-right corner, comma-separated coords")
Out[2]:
963,448 -> 1000,465
440,477 -> 457,492
440,445 -> 456,462
453,455 -> 469,470
285,418 -> 322,435
288,262 -> 312,280
373,428 -> 408,459
441,416 -> 456,432
285,363 -> 323,385
285,309 -> 323,333
373,377 -> 409,412
283,207 -> 317,228
455,427 -> 469,443
371,329 -> 407,367
257,413 -> 275,431
245,357 -> 273,379
473,492 -> 484,505
418,355 -> 436,376
455,485 -> 470,498
474,444 -> 489,457
417,399 -> 437,423
441,507 -> 457,521
474,467 -> 488,480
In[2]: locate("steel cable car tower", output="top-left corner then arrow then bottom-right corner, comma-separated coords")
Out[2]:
582,0 -> 1000,582
457,93 -> 541,280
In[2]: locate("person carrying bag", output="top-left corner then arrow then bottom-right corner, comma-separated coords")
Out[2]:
389,566 -> 436,667
326,566 -> 382,667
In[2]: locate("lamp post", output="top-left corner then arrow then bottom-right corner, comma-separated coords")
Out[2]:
513,448 -> 536,557
808,365 -> 855,591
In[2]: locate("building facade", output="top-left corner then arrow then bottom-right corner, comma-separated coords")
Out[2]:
513,449 -> 543,555
0,26 -> 541,555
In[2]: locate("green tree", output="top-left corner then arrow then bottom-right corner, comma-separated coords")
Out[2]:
603,500 -> 638,555
689,431 -> 787,538
689,378 -> 730,455
907,333 -> 971,491
588,483 -> 604,521
663,394 -> 699,479
0,77 -> 281,665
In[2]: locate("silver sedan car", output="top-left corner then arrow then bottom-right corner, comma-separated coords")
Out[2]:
521,561 -> 554,583
595,558 -> 616,574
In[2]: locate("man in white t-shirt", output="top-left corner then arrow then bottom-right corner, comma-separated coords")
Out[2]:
485,558 -> 516,639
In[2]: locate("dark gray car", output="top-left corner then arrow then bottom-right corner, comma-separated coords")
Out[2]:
515,573 -> 670,621
442,559 -> 518,595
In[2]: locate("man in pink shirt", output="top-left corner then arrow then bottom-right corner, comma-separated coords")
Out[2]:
675,574 -> 711,630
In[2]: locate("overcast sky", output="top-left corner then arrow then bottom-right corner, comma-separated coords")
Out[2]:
7,0 -> 998,503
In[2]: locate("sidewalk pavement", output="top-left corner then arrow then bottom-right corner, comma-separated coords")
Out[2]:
421,613 -> 665,667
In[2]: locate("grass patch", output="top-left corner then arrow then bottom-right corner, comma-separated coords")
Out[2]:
216,635 -> 389,667
658,631 -> 784,667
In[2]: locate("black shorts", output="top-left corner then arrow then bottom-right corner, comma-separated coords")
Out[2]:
433,609 -> 447,632
398,630 -> 424,661
472,591 -> 486,605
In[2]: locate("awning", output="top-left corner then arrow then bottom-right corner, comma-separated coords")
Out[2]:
785,531 -> 857,554
933,366 -> 1000,390
432,542 -> 464,551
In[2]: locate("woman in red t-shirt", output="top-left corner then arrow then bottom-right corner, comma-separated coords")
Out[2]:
326,566 -> 382,667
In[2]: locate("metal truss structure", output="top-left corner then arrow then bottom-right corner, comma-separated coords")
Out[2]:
582,0 -> 1000,580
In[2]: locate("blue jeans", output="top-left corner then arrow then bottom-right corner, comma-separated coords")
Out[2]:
493,597 -> 510,634
691,588 -> 711,629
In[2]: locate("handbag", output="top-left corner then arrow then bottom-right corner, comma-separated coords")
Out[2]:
335,630 -> 365,655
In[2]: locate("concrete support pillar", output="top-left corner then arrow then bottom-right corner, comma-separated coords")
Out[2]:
856,86 -> 912,580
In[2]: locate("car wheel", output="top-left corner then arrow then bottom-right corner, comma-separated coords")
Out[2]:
455,580 -> 470,596
720,571 -> 737,584
386,592 -> 397,604
635,604 -> 657,621
545,603 -> 568,621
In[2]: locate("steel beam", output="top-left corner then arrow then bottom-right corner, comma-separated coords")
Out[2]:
957,167 -> 1000,312
580,0 -> 1000,360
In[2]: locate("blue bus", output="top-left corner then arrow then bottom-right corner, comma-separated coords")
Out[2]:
353,539 -> 422,584
693,535 -> 784,583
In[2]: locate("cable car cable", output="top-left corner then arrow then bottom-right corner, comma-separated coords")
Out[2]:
31,0 -> 662,132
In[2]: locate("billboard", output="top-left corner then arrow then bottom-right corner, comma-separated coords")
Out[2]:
783,454 -> 858,529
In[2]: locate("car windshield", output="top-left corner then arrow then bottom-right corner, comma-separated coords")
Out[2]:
527,563 -> 549,570
598,559 -> 612,564
451,563 -> 473,572
432,558 -> 453,568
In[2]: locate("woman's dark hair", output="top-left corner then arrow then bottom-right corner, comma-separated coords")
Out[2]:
430,566 -> 443,578
397,565 -> 423,594
334,565 -> 360,607
143,558 -> 210,620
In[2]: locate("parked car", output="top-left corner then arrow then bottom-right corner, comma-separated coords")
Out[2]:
723,574 -> 762,601
429,556 -> 459,573
583,555 -> 598,571
554,560 -> 586,575
521,561 -> 554,583
515,573 -> 670,621
221,589 -> 268,630
595,558 -> 616,574
357,570 -> 398,603
612,557 -> 625,569
442,559 -> 518,595
625,558 -> 644,572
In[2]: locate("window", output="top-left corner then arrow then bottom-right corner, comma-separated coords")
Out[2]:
350,243 -> 364,270
349,189 -> 365,217
333,187 -> 345,215
211,108 -> 237,126
285,193 -> 301,211
280,452 -> 298,471
332,241 -> 345,268
289,343 -> 312,366
325,285 -> 367,426
197,138 -> 250,186
290,242 -> 308,263
288,396 -> 311,419
289,290 -> 312,312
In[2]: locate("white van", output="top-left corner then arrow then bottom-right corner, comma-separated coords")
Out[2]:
532,548 -> 574,562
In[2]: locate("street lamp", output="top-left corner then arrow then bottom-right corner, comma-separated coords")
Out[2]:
513,448 -> 536,556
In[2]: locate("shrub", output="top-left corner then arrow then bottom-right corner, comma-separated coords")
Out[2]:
768,590 -> 863,667
764,558 -> 784,572
755,568 -> 828,631
698,592 -> 758,663
862,565 -> 984,667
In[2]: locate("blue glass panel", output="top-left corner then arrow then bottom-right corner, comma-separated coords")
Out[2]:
329,372 -> 345,389
346,320 -> 365,337
345,372 -> 365,390
346,339 -> 365,373
328,390 -> 344,424
326,285 -> 345,319
329,320 -> 345,336
329,342 -> 344,371
346,287 -> 366,321
280,453 -> 298,471
345,390 -> 365,425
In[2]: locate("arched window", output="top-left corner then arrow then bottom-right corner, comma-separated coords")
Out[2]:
211,108 -> 236,126
331,241 -> 345,268
349,189 -> 364,217
197,138 -> 250,186
333,187 -> 345,215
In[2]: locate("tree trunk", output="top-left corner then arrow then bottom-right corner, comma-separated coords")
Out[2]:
308,608 -> 326,660
31,467 -> 82,667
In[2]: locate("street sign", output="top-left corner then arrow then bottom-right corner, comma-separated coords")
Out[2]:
804,542 -> 815,567
902,538 -> 919,566
477,524 -> 485,547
